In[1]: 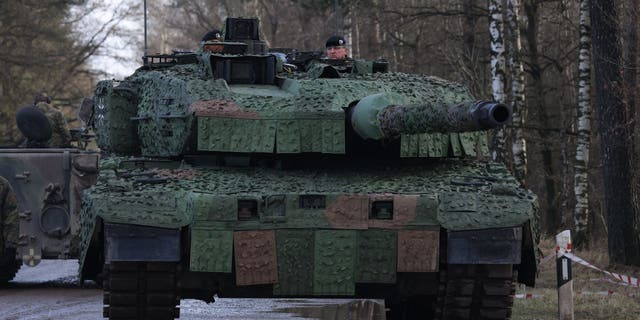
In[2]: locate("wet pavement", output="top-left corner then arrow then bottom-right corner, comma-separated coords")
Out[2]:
0,260 -> 386,320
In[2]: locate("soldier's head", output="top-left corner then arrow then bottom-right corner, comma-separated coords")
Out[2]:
325,35 -> 349,60
201,29 -> 222,42
33,91 -> 51,105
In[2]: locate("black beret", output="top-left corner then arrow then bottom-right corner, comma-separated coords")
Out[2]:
201,29 -> 222,42
325,35 -> 346,48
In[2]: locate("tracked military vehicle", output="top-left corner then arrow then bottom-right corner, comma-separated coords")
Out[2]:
1,17 -> 538,320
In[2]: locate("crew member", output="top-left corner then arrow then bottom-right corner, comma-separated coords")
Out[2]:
33,92 -> 71,148
201,29 -> 223,42
325,35 -> 350,60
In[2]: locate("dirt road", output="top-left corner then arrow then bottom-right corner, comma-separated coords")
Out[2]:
0,260 -> 385,320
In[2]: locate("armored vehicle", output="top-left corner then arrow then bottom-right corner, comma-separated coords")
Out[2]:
0,104 -> 98,283
1,17 -> 538,320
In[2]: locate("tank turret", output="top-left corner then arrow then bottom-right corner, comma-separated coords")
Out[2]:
350,93 -> 511,140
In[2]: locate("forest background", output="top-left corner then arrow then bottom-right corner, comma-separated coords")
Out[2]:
0,0 -> 638,265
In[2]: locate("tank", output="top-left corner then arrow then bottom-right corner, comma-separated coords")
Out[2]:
1,17 -> 539,320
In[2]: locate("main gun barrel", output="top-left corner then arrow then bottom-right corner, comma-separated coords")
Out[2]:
350,93 -> 511,140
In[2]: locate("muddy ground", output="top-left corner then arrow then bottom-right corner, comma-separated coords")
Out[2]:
0,260 -> 385,320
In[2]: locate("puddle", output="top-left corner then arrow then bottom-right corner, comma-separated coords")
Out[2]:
272,299 -> 386,320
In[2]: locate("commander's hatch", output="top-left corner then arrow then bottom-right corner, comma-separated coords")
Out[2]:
206,17 -> 276,85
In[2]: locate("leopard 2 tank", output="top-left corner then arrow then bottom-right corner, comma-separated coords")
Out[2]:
79,17 -> 539,320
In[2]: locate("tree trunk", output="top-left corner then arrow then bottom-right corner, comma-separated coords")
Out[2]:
506,0 -> 527,185
524,0 -> 560,233
573,0 -> 592,248
590,0 -> 640,265
463,0 -> 477,60
624,1 -> 638,129
489,0 -> 507,162
624,0 -> 640,264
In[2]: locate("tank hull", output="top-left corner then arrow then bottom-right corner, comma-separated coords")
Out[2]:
80,157 -> 538,297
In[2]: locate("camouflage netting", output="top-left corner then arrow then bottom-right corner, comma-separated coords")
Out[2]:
96,62 -> 491,157
81,158 -> 535,230
78,156 -> 537,273
135,73 -> 195,156
94,80 -> 141,154
81,51 -> 538,298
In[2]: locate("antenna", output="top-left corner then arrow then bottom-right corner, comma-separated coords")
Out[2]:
334,0 -> 339,34
144,0 -> 148,57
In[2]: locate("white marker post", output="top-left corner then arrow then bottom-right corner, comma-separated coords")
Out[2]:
556,230 -> 574,320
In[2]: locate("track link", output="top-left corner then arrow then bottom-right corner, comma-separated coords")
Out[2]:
103,261 -> 180,320
437,264 -> 516,320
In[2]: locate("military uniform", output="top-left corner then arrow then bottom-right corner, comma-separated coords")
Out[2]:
35,101 -> 72,148
0,177 -> 18,251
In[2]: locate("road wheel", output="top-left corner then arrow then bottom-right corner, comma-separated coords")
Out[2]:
0,247 -> 20,286
436,264 -> 515,320
103,261 -> 180,320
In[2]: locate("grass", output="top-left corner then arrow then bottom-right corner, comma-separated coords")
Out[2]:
512,238 -> 640,319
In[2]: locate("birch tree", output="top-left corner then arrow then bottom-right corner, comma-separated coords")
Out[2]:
489,0 -> 507,162
573,0 -> 591,248
506,0 -> 526,185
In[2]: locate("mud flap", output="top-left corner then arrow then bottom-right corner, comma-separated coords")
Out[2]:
447,227 -> 522,264
104,223 -> 180,262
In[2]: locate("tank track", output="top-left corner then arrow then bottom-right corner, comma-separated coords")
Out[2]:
436,264 -> 516,320
386,295 -> 437,320
103,261 -> 180,320
0,247 -> 20,285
